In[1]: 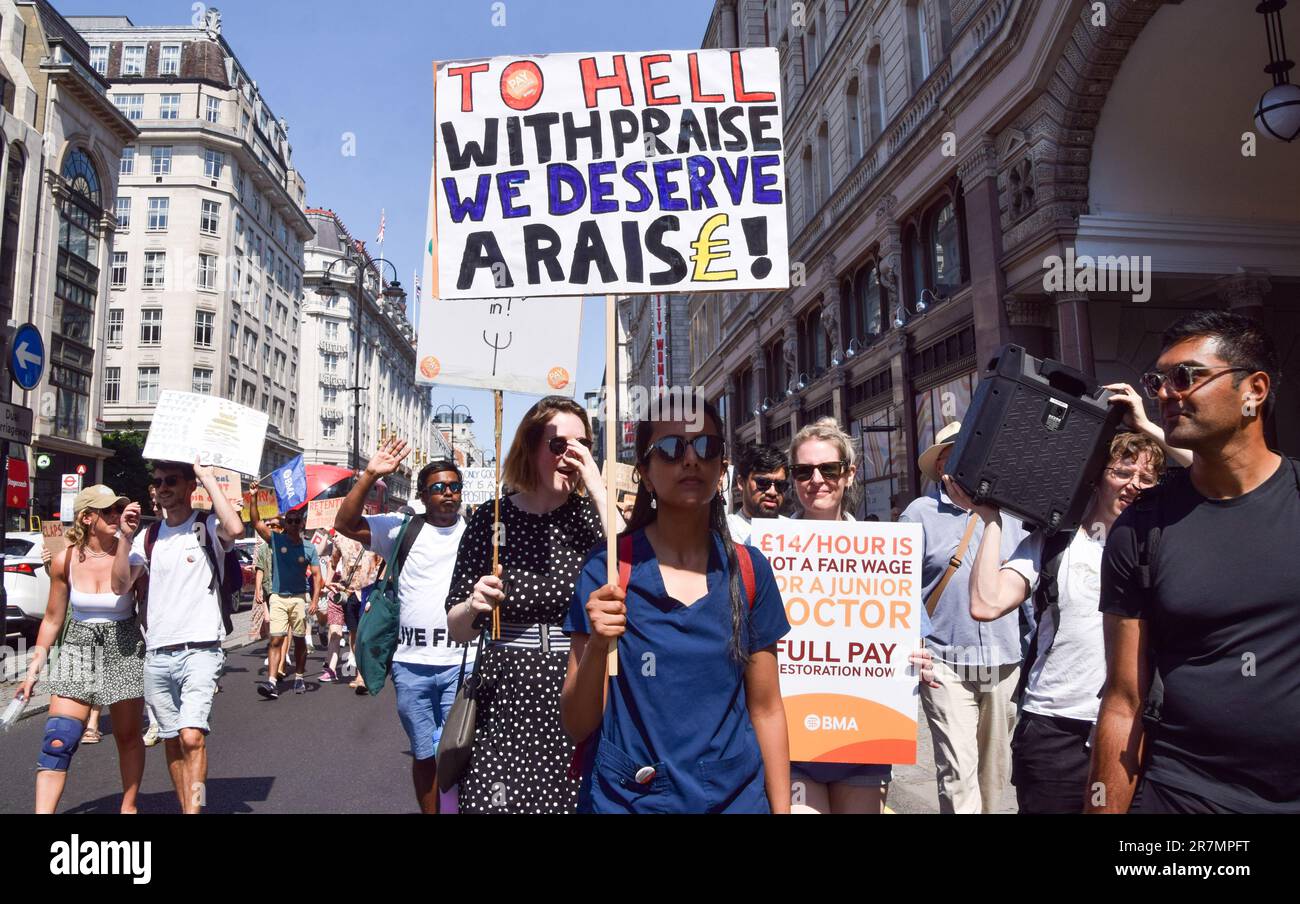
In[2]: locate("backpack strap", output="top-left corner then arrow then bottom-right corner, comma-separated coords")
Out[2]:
1133,489 -> 1162,592
393,515 -> 425,580
196,512 -> 222,593
734,544 -> 756,610
617,533 -> 634,592
1016,529 -> 1073,703
145,522 -> 160,566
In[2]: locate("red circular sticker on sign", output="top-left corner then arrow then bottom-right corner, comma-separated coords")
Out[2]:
500,61 -> 544,111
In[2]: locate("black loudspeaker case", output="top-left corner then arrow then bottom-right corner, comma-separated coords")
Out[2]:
946,345 -> 1124,535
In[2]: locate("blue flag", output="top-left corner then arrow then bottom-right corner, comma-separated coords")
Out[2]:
272,456 -> 308,514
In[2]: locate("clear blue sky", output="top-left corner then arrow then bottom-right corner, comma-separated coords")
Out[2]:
85,0 -> 716,457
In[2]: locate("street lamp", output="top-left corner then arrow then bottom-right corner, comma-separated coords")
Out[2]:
434,403 -> 473,466
312,249 -> 406,476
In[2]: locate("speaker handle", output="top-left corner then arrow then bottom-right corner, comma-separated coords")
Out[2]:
1037,358 -> 1093,398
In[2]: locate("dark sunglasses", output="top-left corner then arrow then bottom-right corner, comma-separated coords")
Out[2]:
424,481 -> 463,496
752,476 -> 790,494
792,461 -> 848,483
97,503 -> 128,516
548,436 -> 593,455
283,516 -> 304,525
641,434 -> 725,464
150,476 -> 183,488
1141,364 -> 1253,399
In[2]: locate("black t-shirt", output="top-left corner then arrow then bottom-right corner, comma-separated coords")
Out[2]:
1101,456 -> 1300,813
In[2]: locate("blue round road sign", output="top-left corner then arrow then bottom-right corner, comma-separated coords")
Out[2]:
10,323 -> 45,391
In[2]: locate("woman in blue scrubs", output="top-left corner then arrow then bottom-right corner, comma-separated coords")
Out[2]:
561,399 -> 792,813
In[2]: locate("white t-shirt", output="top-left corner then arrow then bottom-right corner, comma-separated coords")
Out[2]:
1002,528 -> 1106,722
365,513 -> 473,667
131,511 -> 230,650
727,511 -> 788,544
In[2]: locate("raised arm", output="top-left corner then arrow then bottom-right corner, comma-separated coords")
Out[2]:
246,479 -> 273,543
111,502 -> 144,596
1085,614 -> 1153,813
1105,383 -> 1193,469
335,436 -> 410,547
197,459 -> 245,544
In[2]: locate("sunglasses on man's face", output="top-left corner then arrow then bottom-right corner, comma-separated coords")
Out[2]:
548,437 -> 593,456
642,434 -> 725,464
792,461 -> 848,483
752,476 -> 790,494
284,517 -> 304,526
424,481 -> 463,496
1140,364 -> 1254,399
150,476 -> 184,489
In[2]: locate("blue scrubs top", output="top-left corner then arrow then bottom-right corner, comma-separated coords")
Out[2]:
563,529 -> 791,814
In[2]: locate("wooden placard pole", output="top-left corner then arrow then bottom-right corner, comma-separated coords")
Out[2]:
491,389 -> 503,641
605,294 -> 619,676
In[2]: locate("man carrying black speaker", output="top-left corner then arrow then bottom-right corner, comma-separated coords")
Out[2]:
1089,310 -> 1300,814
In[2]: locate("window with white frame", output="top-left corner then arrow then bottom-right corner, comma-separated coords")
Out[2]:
323,386 -> 338,405
195,310 -> 215,347
198,253 -> 217,290
324,320 -> 339,341
322,419 -> 337,439
89,45 -> 108,76
103,367 -> 121,403
107,309 -> 124,345
120,147 -> 135,175
160,44 -> 181,76
113,94 -> 143,121
200,200 -> 220,235
115,196 -> 131,229
204,149 -> 224,180
192,367 -> 214,395
159,94 -> 181,120
205,96 -> 221,124
151,146 -> 172,175
147,197 -> 168,231
140,309 -> 162,345
137,366 -> 160,403
143,250 -> 166,288
121,45 -> 145,76
111,252 -> 128,288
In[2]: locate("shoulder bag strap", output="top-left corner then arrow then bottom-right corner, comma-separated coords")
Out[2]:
926,514 -> 978,618
734,544 -> 756,609
393,516 -> 424,580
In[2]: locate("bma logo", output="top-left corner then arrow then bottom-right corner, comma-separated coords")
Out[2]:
803,714 -> 859,732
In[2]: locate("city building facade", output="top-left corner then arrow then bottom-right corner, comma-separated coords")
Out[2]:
301,208 -> 442,503
71,9 -> 312,476
0,0 -> 136,520
695,0 -> 1300,519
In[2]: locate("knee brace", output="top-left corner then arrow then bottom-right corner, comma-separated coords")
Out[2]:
37,716 -> 85,772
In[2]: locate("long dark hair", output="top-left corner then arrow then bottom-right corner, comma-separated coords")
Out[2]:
621,395 -> 748,664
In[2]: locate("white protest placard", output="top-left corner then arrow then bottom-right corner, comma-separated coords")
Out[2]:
430,48 -> 788,299
143,391 -> 270,477
752,519 -> 924,765
459,467 -> 499,506
415,296 -> 582,395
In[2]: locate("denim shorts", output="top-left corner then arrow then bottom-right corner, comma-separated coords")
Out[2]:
144,647 -> 225,739
391,660 -> 471,761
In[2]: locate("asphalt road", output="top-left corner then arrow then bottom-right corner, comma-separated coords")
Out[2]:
0,640 -> 418,814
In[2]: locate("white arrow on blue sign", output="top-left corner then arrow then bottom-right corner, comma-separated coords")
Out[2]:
10,323 -> 45,391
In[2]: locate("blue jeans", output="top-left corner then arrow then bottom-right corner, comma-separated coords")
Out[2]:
144,647 -> 225,739
391,660 -> 471,761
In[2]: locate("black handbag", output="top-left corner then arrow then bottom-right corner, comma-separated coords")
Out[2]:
435,630 -> 487,792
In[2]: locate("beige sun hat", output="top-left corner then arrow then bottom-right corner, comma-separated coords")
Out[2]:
917,421 -> 962,483
73,484 -> 130,514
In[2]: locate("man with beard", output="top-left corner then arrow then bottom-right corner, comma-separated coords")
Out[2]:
336,440 -> 470,813
727,444 -> 790,544
1089,310 -> 1300,814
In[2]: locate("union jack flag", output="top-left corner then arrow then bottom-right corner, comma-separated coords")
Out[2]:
376,208 -> 386,244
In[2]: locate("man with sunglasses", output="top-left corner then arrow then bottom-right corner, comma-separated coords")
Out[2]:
130,460 -> 244,814
727,444 -> 790,544
248,495 -> 321,698
1090,310 -> 1300,814
335,438 -> 470,813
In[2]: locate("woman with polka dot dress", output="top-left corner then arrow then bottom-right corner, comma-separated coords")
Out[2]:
446,397 -> 623,813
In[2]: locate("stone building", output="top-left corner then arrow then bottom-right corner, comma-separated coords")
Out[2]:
0,0 -> 135,520
693,0 -> 1300,519
71,9 -> 312,476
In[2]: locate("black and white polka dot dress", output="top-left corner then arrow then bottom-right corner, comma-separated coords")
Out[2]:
446,493 -> 604,814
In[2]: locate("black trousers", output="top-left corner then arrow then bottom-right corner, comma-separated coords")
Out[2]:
1130,777 -> 1237,814
1011,710 -> 1093,814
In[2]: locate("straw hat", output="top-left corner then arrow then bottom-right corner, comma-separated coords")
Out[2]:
917,421 -> 962,483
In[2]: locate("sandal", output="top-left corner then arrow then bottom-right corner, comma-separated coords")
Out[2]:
81,728 -> 102,745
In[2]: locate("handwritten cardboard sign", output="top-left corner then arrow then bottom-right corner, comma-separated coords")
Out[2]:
143,392 -> 269,477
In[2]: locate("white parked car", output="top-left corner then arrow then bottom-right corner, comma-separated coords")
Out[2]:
4,533 -> 52,642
